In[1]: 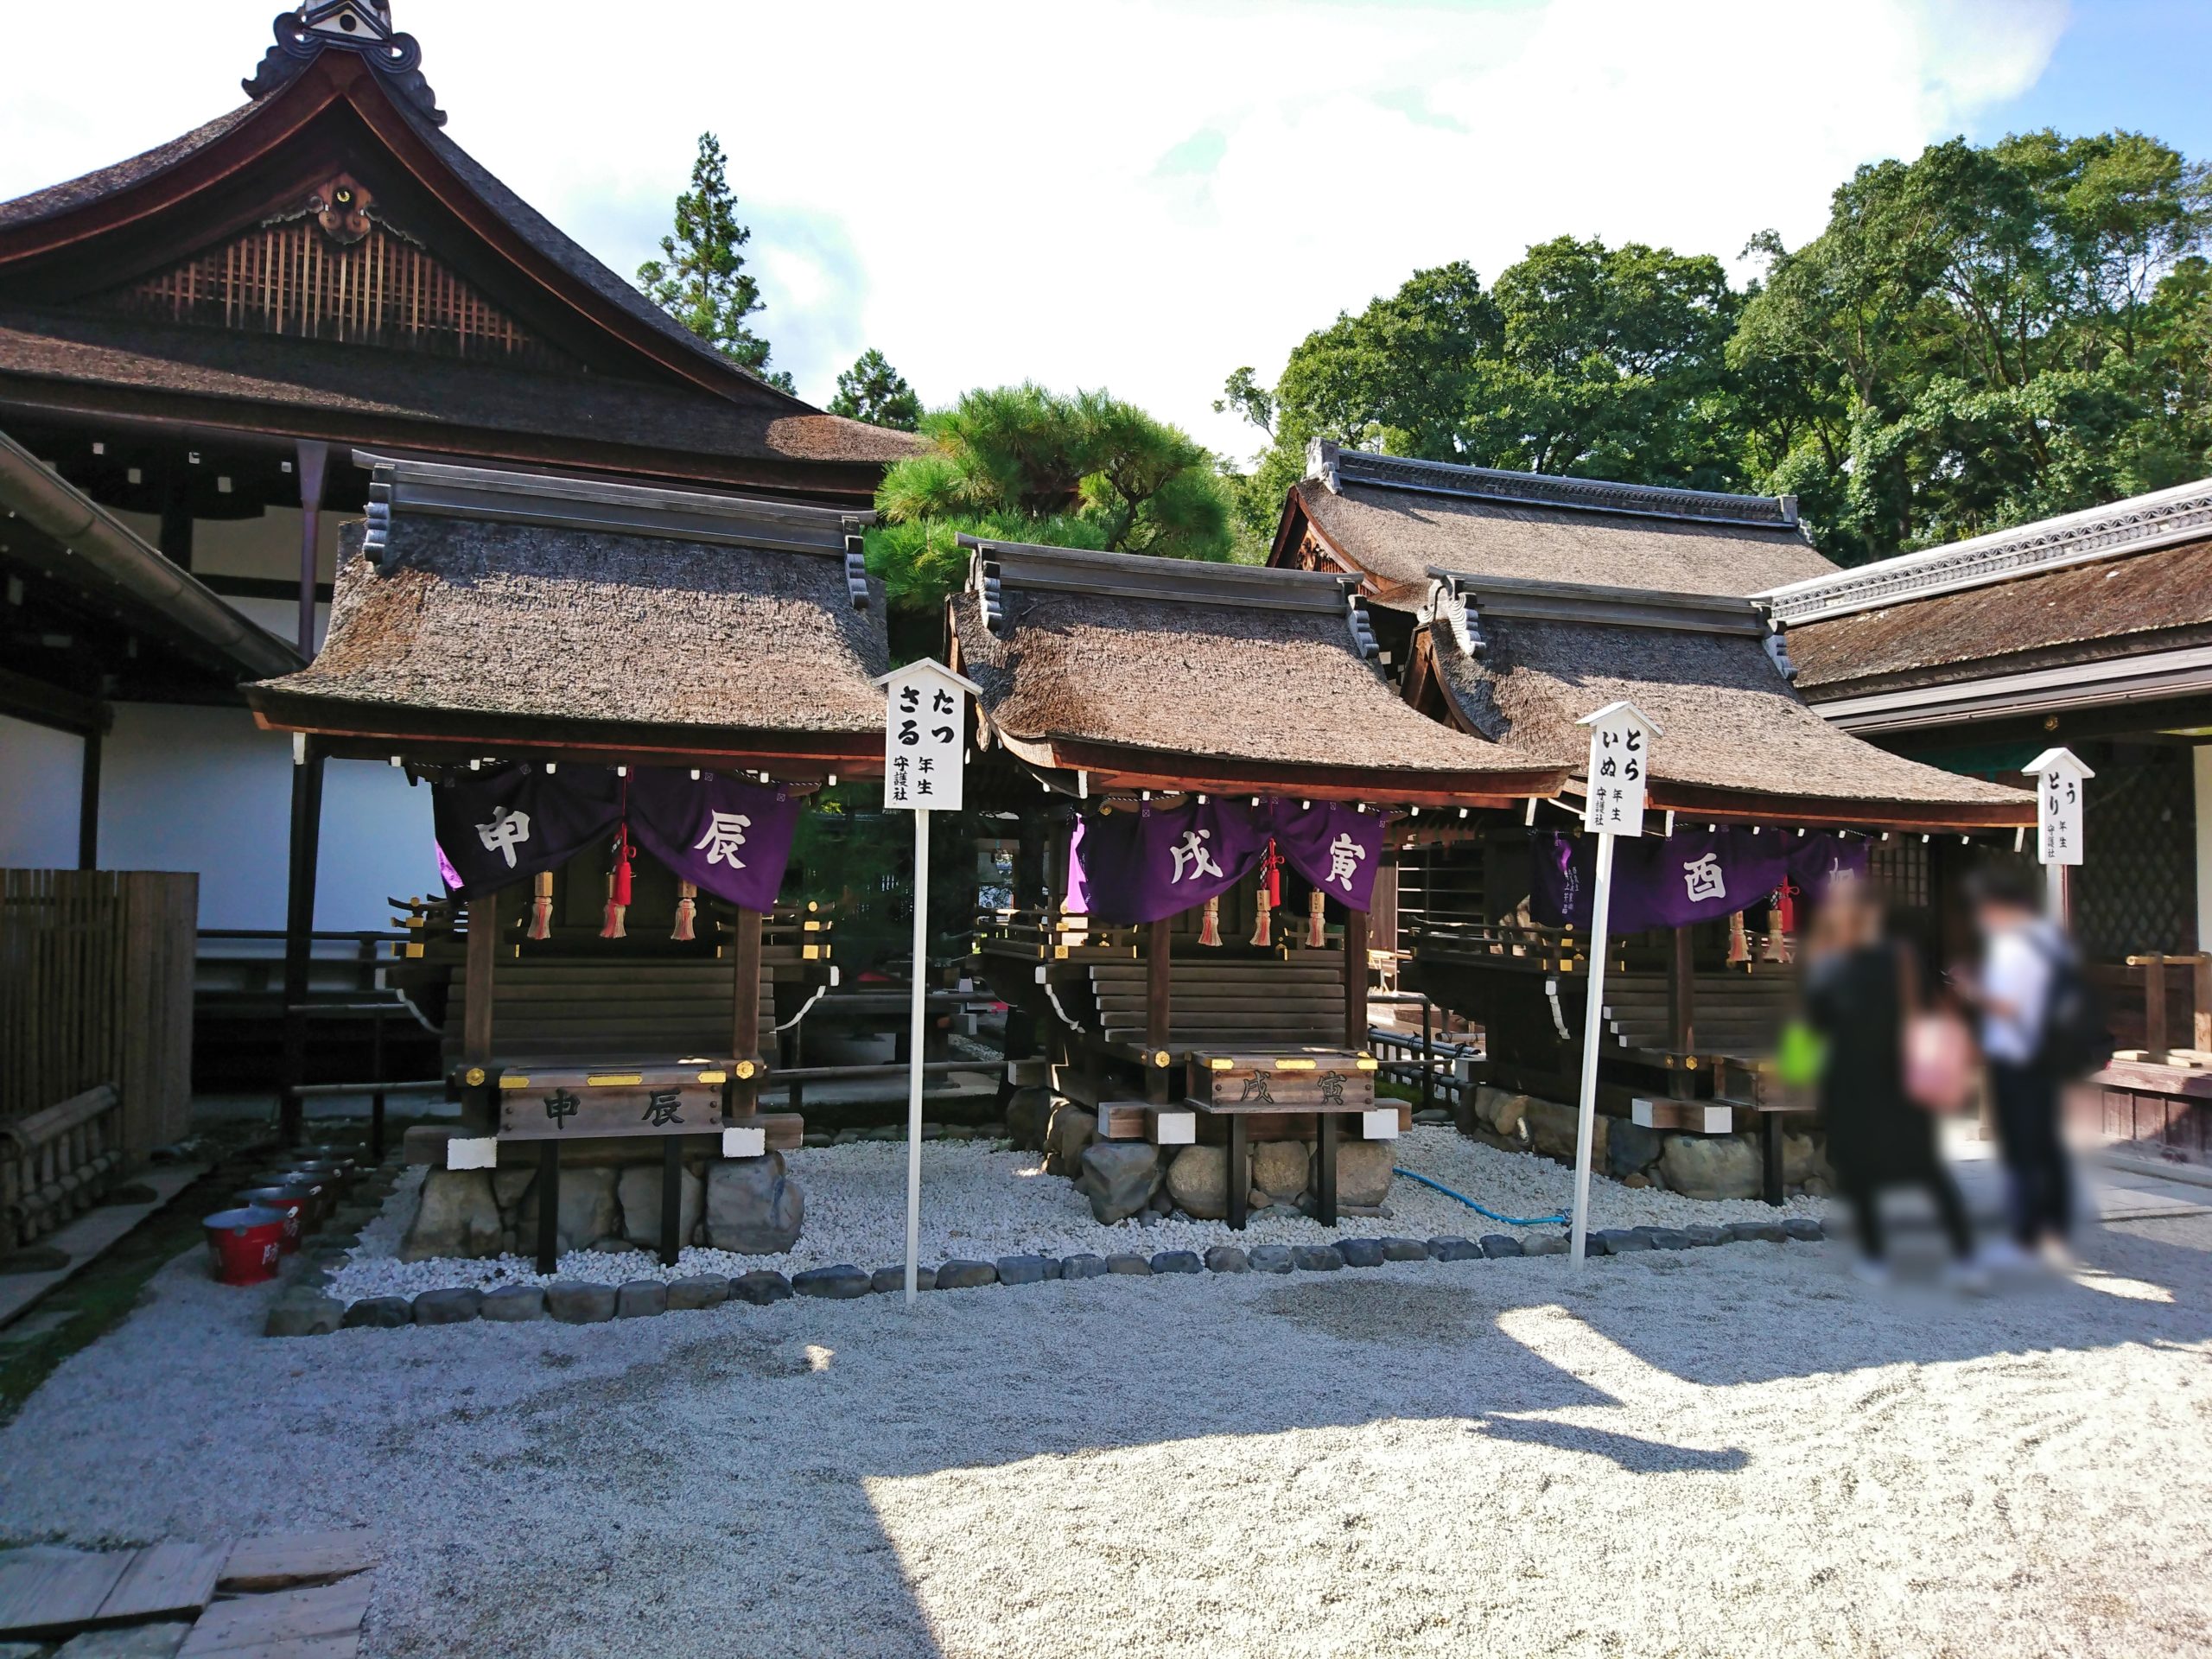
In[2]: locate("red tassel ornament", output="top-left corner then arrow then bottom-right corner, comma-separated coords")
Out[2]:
1249,839 -> 1281,947
671,880 -> 697,943
1197,895 -> 1221,947
527,870 -> 554,942
601,823 -> 633,940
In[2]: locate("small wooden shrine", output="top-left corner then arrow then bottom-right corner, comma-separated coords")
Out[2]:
246,454 -> 889,1265
1271,443 -> 2035,1201
951,537 -> 1566,1225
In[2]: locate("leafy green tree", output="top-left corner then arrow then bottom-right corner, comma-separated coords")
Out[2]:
636,133 -> 793,392
1732,130 -> 2212,560
868,384 -> 1235,614
829,348 -> 923,429
1222,245 -> 1745,537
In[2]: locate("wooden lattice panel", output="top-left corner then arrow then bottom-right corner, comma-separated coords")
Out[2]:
97,219 -> 569,367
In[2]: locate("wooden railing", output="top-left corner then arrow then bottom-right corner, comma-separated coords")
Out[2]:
1,870 -> 196,1163
973,906 -> 1138,961
1405,918 -> 1620,975
1,1084 -> 124,1249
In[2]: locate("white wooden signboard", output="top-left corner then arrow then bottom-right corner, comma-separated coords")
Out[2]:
880,659 -> 970,814
1579,701 -> 1653,838
871,658 -> 980,1304
2023,747 -> 2090,868
1569,700 -> 1661,1267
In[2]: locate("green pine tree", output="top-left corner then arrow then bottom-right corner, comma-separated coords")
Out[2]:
828,348 -> 924,429
636,133 -> 793,391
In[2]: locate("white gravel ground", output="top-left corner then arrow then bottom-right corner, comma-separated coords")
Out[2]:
1,1200 -> 2207,1657
325,1128 -> 1826,1301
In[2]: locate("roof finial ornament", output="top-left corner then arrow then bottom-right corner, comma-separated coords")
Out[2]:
244,3 -> 445,127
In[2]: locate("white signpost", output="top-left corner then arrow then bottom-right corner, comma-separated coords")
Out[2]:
2023,747 -> 2092,920
1571,700 -> 1661,1268
874,658 -> 978,1305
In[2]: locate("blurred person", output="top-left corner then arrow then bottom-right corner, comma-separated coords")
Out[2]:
1803,877 -> 1982,1289
1955,867 -> 2088,1270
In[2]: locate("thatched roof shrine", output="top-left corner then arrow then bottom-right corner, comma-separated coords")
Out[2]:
1276,442 -> 1835,607
947,537 -> 1567,807
0,4 -> 918,503
1408,570 -> 2032,830
247,455 -> 888,773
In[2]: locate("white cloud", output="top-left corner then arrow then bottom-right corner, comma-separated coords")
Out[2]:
0,1 -> 2068,455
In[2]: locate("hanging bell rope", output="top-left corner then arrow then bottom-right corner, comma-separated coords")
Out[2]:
1726,908 -> 1749,968
1306,887 -> 1326,948
1197,894 -> 1222,948
527,869 -> 554,942
671,879 -> 697,943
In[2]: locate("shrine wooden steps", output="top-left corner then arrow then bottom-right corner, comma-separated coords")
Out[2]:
444,960 -> 775,1065
1089,957 -> 1344,1053
1600,971 -> 1797,1060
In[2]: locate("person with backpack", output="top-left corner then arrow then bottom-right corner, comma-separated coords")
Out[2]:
1957,866 -> 2103,1268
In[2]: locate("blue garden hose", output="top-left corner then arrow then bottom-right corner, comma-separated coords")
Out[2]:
1394,1166 -> 1567,1228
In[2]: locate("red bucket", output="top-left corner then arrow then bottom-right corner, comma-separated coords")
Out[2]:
205,1206 -> 287,1286
253,1172 -> 329,1224
235,1186 -> 310,1253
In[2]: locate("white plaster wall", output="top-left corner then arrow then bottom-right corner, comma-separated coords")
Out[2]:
97,702 -> 438,931
0,713 -> 85,868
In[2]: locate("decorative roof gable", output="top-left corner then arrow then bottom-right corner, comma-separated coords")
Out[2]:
244,3 -> 444,126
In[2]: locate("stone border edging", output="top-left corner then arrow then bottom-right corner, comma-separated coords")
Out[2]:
264,1217 -> 1833,1336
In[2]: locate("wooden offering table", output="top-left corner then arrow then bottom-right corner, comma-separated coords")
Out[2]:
1187,1046 -> 1387,1229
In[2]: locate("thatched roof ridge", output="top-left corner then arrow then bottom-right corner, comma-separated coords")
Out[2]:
950,539 -> 1557,796
250,466 -> 887,746
1285,444 -> 1834,606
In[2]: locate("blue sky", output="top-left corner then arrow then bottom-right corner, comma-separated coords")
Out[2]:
1979,1 -> 2212,159
0,3 -> 2199,455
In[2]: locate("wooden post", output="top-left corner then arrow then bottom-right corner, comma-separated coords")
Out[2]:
1227,1115 -> 1249,1231
535,1139 -> 560,1274
1666,925 -> 1695,1099
731,906 -> 762,1116
462,887 -> 498,1067
2195,953 -> 2212,1054
2144,955 -> 2169,1057
658,1137 -> 683,1268
1146,918 -> 1172,1104
296,439 -> 328,658
368,1007 -> 386,1163
279,738 -> 325,1147
1343,906 -> 1368,1049
1316,1111 -> 1339,1227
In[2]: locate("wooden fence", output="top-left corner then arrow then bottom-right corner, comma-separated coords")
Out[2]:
1,870 -> 197,1166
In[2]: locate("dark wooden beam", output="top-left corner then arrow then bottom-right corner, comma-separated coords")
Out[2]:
462,885 -> 499,1068
1146,918 -> 1172,1104
1666,926 -> 1694,1100
0,666 -> 106,736
279,737 -> 326,1146
1344,907 -> 1368,1050
296,438 -> 328,658
731,905 -> 763,1116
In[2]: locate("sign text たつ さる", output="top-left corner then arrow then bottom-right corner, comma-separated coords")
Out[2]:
878,659 -> 974,813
